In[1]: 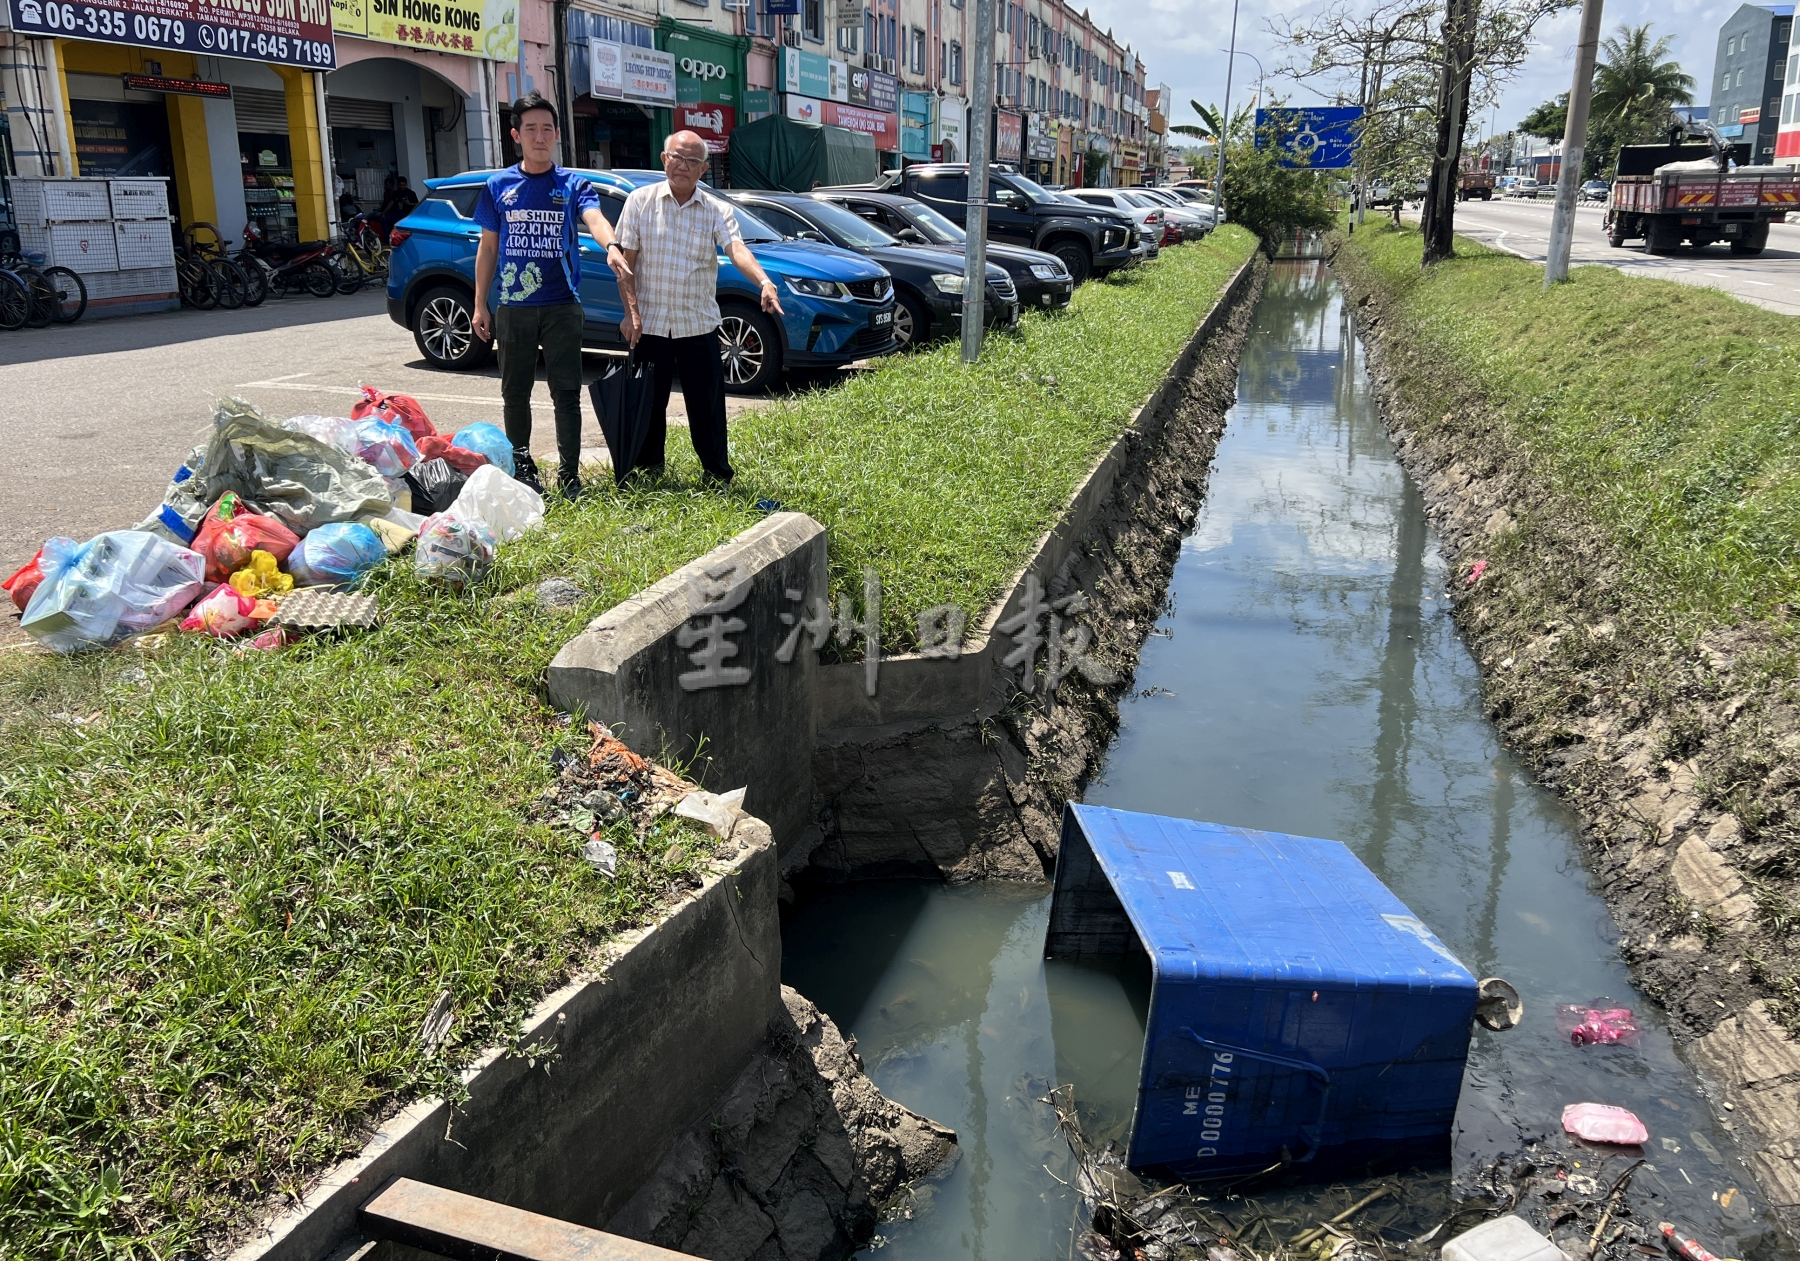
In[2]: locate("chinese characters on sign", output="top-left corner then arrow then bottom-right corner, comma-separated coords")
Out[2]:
332,0 -> 515,58
676,567 -> 1114,701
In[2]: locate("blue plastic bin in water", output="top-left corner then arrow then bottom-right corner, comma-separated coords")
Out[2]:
1046,805 -> 1478,1181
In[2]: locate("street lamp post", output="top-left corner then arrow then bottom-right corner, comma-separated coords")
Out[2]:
1213,0 -> 1241,223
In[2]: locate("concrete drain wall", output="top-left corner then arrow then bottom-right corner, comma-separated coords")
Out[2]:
226,256 -> 1264,1261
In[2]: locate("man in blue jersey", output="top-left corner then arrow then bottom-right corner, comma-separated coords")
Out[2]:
472,91 -> 629,498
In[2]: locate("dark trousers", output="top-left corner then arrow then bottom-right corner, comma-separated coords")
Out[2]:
635,331 -> 731,482
495,302 -> 585,482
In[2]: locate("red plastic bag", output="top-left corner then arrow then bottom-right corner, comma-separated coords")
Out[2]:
1556,1000 -> 1641,1047
416,433 -> 490,474
179,582 -> 276,639
3,549 -> 44,613
191,493 -> 301,584
352,386 -> 437,444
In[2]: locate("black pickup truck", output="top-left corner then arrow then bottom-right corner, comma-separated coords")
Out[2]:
825,164 -> 1136,284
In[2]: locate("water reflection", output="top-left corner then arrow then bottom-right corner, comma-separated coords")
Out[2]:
782,263 -> 1768,1259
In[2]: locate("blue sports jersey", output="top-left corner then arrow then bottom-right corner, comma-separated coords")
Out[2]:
473,165 -> 601,306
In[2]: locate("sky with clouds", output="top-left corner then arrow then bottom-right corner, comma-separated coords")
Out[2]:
1086,0 -> 1744,144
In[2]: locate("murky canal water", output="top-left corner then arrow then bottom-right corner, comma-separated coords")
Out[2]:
783,264 -> 1771,1259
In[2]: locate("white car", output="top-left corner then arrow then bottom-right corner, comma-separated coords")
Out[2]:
1506,179 -> 1542,198
1129,188 -> 1211,240
1065,188 -> 1166,254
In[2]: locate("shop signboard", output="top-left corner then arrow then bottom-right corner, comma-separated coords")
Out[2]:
12,0 -> 337,68
780,46 -> 846,102
743,88 -> 773,122
676,101 -> 735,153
995,109 -> 1022,163
667,25 -> 741,107
332,0 -> 514,60
784,92 -> 823,124
846,66 -> 897,113
1026,112 -> 1055,160
937,95 -> 964,160
824,100 -> 894,149
592,38 -> 676,106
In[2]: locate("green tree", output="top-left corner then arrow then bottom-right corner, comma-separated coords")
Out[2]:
1518,94 -> 1568,140
1221,121 -> 1340,250
1588,24 -> 1694,174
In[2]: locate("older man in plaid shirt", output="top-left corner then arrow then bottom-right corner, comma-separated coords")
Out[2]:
615,130 -> 783,484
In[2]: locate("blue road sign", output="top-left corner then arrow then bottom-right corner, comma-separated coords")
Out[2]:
1255,106 -> 1362,169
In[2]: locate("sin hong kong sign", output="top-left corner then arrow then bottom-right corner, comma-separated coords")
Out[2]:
10,0 -> 337,68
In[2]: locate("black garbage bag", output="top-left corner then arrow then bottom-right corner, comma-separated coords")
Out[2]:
406,457 -> 468,516
589,354 -> 656,486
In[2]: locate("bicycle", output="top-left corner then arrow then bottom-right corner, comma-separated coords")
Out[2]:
184,223 -> 266,308
0,268 -> 32,331
0,250 -> 87,324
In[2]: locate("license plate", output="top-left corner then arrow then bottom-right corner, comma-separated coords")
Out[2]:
1725,223 -> 1740,234
873,310 -> 892,326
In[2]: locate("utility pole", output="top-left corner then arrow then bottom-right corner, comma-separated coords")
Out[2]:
1544,0 -> 1604,287
1213,0 -> 1240,223
962,0 -> 995,363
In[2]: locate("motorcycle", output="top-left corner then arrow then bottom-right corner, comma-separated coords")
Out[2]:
238,223 -> 338,298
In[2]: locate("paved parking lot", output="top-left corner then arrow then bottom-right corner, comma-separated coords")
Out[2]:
0,290 -> 784,586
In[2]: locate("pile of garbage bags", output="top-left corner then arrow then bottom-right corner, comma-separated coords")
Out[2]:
3,386 -> 547,654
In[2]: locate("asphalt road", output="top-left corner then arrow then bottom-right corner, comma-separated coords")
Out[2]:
1426,195 -> 1800,317
0,290 -> 778,603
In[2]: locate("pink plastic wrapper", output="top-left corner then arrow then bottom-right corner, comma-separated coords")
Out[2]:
1556,999 -> 1641,1047
1562,1102 -> 1648,1145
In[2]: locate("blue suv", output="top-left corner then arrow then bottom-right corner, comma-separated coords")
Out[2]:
386,168 -> 897,393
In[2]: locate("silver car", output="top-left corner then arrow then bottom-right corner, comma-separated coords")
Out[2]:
1129,188 -> 1211,240
1063,188 -> 1164,257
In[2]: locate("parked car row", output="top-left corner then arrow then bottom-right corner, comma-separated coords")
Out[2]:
386,163 -> 1195,394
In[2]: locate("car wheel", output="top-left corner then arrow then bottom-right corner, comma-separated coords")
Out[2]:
891,290 -> 933,350
413,284 -> 493,370
718,304 -> 782,394
1048,241 -> 1091,285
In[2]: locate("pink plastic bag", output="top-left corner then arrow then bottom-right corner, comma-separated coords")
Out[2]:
1556,1000 -> 1641,1047
180,583 -> 273,639
1562,1103 -> 1647,1145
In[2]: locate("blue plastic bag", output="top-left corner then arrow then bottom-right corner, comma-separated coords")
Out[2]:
451,423 -> 514,477
22,531 -> 208,653
289,523 -> 387,588
346,417 -> 420,477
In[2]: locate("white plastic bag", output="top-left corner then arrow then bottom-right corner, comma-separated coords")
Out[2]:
21,531 -> 207,653
447,465 -> 545,543
281,414 -> 360,448
414,513 -> 498,589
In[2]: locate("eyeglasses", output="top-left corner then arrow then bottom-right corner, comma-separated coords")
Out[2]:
664,152 -> 708,168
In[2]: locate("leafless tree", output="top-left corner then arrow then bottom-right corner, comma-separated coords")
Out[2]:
1271,0 -> 1574,247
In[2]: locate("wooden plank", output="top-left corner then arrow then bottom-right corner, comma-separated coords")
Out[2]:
358,1178 -> 695,1261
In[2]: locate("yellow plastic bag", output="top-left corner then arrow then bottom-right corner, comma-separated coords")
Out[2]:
228,549 -> 294,599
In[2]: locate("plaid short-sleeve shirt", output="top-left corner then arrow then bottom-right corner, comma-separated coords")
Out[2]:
615,182 -> 744,339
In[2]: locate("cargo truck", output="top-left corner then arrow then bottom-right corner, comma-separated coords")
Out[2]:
1457,171 -> 1495,200
1605,137 -> 1797,255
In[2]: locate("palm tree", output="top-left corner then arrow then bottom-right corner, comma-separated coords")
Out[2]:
1171,99 -> 1255,142
1590,24 -> 1694,142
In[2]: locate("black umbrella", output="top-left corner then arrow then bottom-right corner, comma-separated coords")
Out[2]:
589,353 -> 656,486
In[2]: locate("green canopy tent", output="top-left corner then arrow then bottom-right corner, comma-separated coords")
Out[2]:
728,113 -> 878,190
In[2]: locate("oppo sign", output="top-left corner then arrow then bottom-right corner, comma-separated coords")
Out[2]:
680,56 -> 729,81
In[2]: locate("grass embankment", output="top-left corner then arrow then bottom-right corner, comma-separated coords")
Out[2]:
0,226 -> 1259,1260
1334,223 -> 1800,1023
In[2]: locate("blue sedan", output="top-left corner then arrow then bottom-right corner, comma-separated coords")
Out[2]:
386,168 -> 897,393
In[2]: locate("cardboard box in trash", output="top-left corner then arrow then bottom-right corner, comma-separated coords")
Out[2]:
1046,805 -> 1479,1180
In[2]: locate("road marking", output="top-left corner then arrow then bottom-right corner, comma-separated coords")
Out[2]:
238,379 -> 506,406
1703,272 -> 1732,279
1742,279 -> 1775,287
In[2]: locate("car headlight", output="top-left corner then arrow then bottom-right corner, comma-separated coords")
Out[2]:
1031,263 -> 1063,280
785,276 -> 847,298
931,272 -> 967,295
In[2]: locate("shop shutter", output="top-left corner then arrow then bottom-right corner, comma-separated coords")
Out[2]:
327,97 -> 397,131
233,87 -> 291,133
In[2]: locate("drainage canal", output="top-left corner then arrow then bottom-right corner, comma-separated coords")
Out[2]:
782,263 -> 1772,1260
